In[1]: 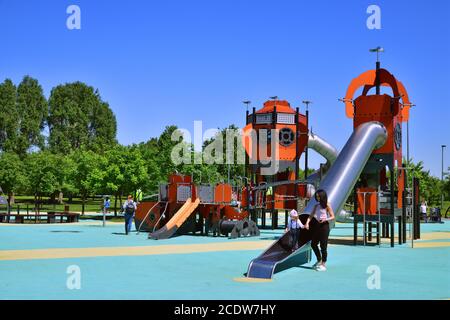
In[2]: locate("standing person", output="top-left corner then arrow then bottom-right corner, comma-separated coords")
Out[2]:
305,189 -> 335,272
136,189 -> 143,204
122,195 -> 137,235
103,196 -> 111,214
286,209 -> 304,252
102,196 -> 111,228
420,201 -> 428,223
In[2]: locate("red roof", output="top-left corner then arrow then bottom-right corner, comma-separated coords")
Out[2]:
256,100 -> 295,114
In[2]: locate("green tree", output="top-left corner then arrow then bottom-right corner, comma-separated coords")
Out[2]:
0,152 -> 27,205
69,149 -> 105,215
202,124 -> 245,184
25,152 -> 59,211
48,82 -> 117,154
0,79 -> 19,153
404,159 -> 442,205
101,145 -> 148,215
15,76 -> 47,156
89,100 -> 117,151
135,139 -> 162,194
444,167 -> 450,201
156,125 -> 183,179
53,154 -> 77,204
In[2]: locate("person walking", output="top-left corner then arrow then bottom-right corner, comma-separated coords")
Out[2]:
420,201 -> 428,223
305,189 -> 335,272
122,195 -> 137,235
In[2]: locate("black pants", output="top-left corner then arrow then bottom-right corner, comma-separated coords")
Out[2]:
289,229 -> 300,249
311,220 -> 330,263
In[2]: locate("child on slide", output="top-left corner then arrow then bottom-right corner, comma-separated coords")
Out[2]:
286,209 -> 304,252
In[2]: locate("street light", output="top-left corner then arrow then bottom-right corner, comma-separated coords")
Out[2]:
369,46 -> 384,62
243,100 -> 251,113
302,100 -> 312,112
269,96 -> 278,101
442,145 -> 447,212
403,103 -> 416,164
302,100 -> 313,179
370,47 -> 384,95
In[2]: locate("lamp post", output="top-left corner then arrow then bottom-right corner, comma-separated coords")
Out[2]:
243,100 -> 251,114
403,103 -> 415,165
369,47 -> 384,95
442,145 -> 447,211
302,100 -> 312,179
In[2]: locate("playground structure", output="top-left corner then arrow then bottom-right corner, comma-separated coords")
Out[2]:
135,99 -> 339,239
134,174 -> 260,239
344,61 -> 420,246
247,60 -> 421,279
241,100 -> 340,228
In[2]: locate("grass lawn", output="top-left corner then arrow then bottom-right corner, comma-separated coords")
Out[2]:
0,195 -> 126,214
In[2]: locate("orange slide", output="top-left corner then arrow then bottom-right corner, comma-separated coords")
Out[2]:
149,198 -> 200,240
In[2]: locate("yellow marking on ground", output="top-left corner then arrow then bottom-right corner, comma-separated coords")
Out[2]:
412,242 -> 450,248
0,241 -> 274,261
0,221 -> 123,227
233,277 -> 272,283
417,232 -> 450,241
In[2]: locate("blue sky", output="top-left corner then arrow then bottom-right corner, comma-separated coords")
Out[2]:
0,0 -> 449,177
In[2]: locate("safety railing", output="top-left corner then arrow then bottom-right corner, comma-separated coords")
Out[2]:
358,187 -> 381,247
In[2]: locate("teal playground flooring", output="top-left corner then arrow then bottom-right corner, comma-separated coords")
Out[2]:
0,219 -> 449,300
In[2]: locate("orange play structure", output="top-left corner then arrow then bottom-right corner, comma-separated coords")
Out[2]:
343,60 -> 418,246
134,174 -> 259,239
135,99 -> 321,238
241,99 -> 317,229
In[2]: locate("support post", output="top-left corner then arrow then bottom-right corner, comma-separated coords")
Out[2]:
390,164 -> 395,248
353,188 -> 358,245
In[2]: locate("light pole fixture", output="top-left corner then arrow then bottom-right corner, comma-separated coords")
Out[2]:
403,103 -> 416,164
269,96 -> 278,101
243,100 -> 251,113
302,100 -> 312,112
370,47 -> 384,95
442,145 -> 447,211
302,100 -> 313,179
369,46 -> 384,62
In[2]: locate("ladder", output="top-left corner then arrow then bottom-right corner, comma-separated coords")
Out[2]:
404,187 -> 414,239
362,187 -> 382,247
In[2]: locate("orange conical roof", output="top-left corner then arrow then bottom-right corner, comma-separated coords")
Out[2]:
256,100 -> 295,114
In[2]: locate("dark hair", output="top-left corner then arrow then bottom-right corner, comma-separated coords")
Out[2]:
315,189 -> 328,209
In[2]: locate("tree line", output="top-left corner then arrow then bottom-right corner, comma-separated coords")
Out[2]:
0,76 -> 448,214
0,76 -> 244,214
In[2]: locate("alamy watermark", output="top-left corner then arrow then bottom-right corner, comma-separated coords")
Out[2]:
367,5 -> 381,30
66,5 -> 81,30
66,265 -> 81,290
366,265 -> 381,290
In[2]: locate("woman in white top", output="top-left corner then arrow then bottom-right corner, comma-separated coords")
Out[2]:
305,189 -> 335,272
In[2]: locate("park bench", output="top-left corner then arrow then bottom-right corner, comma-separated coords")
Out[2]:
0,212 -> 80,224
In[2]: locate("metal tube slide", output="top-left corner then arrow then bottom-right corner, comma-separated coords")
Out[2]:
306,131 -> 339,186
308,132 -> 339,167
302,121 -> 387,221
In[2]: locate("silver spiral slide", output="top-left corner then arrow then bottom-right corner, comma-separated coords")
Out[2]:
246,122 -> 387,279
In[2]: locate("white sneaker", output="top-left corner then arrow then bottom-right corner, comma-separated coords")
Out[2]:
312,261 -> 321,269
316,264 -> 327,272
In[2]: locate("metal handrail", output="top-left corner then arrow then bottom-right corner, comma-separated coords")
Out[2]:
152,201 -> 169,233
